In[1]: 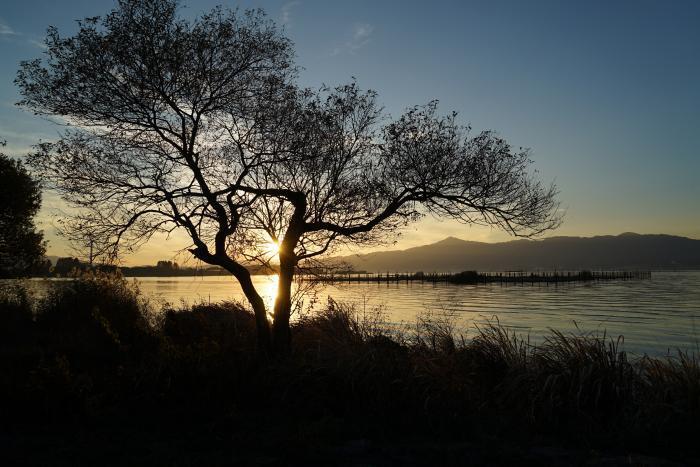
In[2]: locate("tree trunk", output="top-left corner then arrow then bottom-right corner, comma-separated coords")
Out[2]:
271,200 -> 305,357
249,290 -> 272,356
227,265 -> 272,355
272,253 -> 294,356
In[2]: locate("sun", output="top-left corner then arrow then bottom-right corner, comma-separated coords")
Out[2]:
265,240 -> 280,257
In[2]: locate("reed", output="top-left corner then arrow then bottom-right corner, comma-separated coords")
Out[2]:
0,274 -> 697,462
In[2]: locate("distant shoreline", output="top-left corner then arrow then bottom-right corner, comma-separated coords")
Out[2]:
14,267 -> 700,280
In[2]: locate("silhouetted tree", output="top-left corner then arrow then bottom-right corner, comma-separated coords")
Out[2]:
53,257 -> 84,276
17,0 -> 561,355
156,260 -> 178,270
0,141 -> 46,278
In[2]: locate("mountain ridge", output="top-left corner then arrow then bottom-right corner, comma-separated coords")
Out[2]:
330,233 -> 700,272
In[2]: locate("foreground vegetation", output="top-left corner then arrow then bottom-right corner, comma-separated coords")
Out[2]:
1,273 -> 698,465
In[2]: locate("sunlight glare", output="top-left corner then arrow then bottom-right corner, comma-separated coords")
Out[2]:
265,240 -> 280,258
263,274 -> 279,321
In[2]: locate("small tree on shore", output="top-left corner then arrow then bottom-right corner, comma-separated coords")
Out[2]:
0,141 -> 46,278
18,0 -> 561,355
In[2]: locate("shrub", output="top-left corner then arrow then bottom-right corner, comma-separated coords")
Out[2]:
161,300 -> 256,350
0,282 -> 35,348
34,271 -> 154,361
579,270 -> 594,280
449,270 -> 480,284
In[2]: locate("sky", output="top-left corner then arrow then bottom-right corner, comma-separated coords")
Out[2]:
1,0 -> 699,265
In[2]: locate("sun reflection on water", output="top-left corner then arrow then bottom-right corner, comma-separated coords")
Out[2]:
261,274 -> 279,320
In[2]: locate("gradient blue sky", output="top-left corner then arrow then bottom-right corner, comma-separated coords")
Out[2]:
1,1 -> 699,264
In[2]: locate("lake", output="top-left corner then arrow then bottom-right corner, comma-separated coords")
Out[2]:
17,271 -> 700,357
86,271 -> 700,357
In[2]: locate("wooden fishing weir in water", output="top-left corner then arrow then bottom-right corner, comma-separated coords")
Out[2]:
309,270 -> 651,285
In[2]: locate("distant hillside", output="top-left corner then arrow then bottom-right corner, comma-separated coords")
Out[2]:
331,233 -> 700,272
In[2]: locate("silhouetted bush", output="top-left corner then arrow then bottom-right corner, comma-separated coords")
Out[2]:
579,269 -> 594,280
34,272 -> 154,362
0,283 -> 35,348
449,270 -> 480,284
162,301 -> 256,349
0,277 -> 698,462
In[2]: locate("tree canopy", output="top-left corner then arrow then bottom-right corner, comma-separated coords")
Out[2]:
0,141 -> 46,278
17,0 -> 561,354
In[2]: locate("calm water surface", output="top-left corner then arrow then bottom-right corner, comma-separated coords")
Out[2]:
25,271 -> 700,356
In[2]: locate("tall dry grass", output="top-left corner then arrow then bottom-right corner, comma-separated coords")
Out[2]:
0,274 -> 698,458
